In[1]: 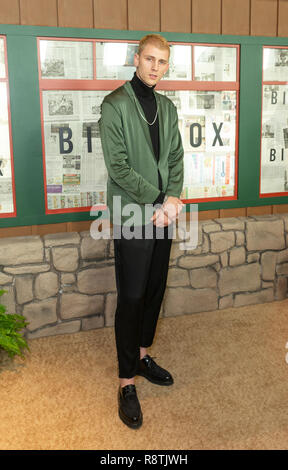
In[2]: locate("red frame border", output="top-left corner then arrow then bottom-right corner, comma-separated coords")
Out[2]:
0,35 -> 17,218
37,37 -> 240,214
260,45 -> 288,198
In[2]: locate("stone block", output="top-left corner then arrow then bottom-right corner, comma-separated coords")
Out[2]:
178,254 -> 219,269
82,315 -> 105,330
61,273 -> 76,285
79,231 -> 91,238
177,223 -> 201,252
214,263 -> 221,272
261,251 -> 277,281
52,247 -> 79,272
77,266 -> 116,294
164,287 -> 218,316
61,285 -> 75,293
26,320 -> 81,339
35,272 -> 59,300
214,217 -> 245,231
220,252 -> 228,267
247,253 -> 260,263
278,213 -> 288,231
246,219 -> 285,251
61,292 -> 104,319
80,237 -> 108,260
23,298 -> 57,331
234,288 -> 274,307
0,236 -> 43,266
210,231 -> 235,253
189,267 -> 217,288
276,263 -> 288,275
236,231 -> 245,246
275,277 -> 287,300
108,240 -> 114,258
43,232 -> 80,246
45,248 -> 51,263
202,234 -> 209,253
0,286 -> 16,314
219,295 -> 233,309
4,264 -> 50,274
15,276 -> 33,304
251,215 -> 278,221
170,241 -> 185,261
202,222 -> 221,233
262,281 -> 274,288
177,219 -> 202,244
0,272 -> 13,285
105,292 -> 117,327
277,248 -> 288,264
219,263 -> 261,296
167,268 -> 190,287
229,247 -> 246,266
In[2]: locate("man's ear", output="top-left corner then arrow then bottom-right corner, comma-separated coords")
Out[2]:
134,53 -> 139,67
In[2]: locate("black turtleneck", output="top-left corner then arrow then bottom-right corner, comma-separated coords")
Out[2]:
130,72 -> 165,206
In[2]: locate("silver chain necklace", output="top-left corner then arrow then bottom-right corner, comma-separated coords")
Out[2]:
133,94 -> 159,126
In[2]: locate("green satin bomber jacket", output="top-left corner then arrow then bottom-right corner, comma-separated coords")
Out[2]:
98,81 -> 184,226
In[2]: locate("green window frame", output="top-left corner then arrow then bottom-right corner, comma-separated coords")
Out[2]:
0,24 -> 287,228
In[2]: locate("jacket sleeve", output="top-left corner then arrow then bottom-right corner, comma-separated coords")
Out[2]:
165,104 -> 184,198
99,99 -> 161,205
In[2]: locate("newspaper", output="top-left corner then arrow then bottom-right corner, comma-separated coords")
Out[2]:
159,89 -> 236,199
261,84 -> 288,193
42,90 -> 108,210
263,48 -> 288,82
0,82 -> 14,214
194,46 -> 237,82
163,45 -> 192,81
40,40 -> 93,79
0,37 -> 5,78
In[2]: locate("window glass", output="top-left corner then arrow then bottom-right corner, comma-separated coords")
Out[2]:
40,40 -> 93,79
0,38 -> 5,78
42,90 -> 109,210
159,89 -> 237,199
263,48 -> 288,81
261,84 -> 288,194
0,82 -> 14,214
194,46 -> 237,81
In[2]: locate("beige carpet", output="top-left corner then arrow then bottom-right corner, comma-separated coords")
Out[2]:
1,299 -> 288,450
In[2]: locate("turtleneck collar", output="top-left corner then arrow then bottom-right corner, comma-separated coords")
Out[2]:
130,71 -> 156,99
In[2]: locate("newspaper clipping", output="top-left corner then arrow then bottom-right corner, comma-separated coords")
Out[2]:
40,40 -> 93,80
263,48 -> 288,82
160,89 -> 236,199
0,80 -> 14,215
42,90 -> 108,211
194,46 -> 237,82
261,84 -> 288,194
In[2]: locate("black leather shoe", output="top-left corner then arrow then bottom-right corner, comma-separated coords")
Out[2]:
137,355 -> 174,386
118,384 -> 143,429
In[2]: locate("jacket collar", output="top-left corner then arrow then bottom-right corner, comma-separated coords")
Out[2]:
124,80 -> 160,106
123,81 -> 164,160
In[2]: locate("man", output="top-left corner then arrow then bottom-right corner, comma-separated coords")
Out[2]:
99,34 -> 184,429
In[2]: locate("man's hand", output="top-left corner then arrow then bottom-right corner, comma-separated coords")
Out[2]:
151,196 -> 184,227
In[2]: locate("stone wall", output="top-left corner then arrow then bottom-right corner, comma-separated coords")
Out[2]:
0,213 -> 288,339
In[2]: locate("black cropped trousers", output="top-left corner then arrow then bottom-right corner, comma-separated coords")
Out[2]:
113,224 -> 173,378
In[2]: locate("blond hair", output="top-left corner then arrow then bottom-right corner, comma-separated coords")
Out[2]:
138,34 -> 170,58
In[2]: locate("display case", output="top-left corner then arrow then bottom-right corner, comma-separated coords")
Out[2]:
0,35 -> 16,218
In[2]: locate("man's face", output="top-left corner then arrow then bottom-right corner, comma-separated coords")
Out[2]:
134,44 -> 169,87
